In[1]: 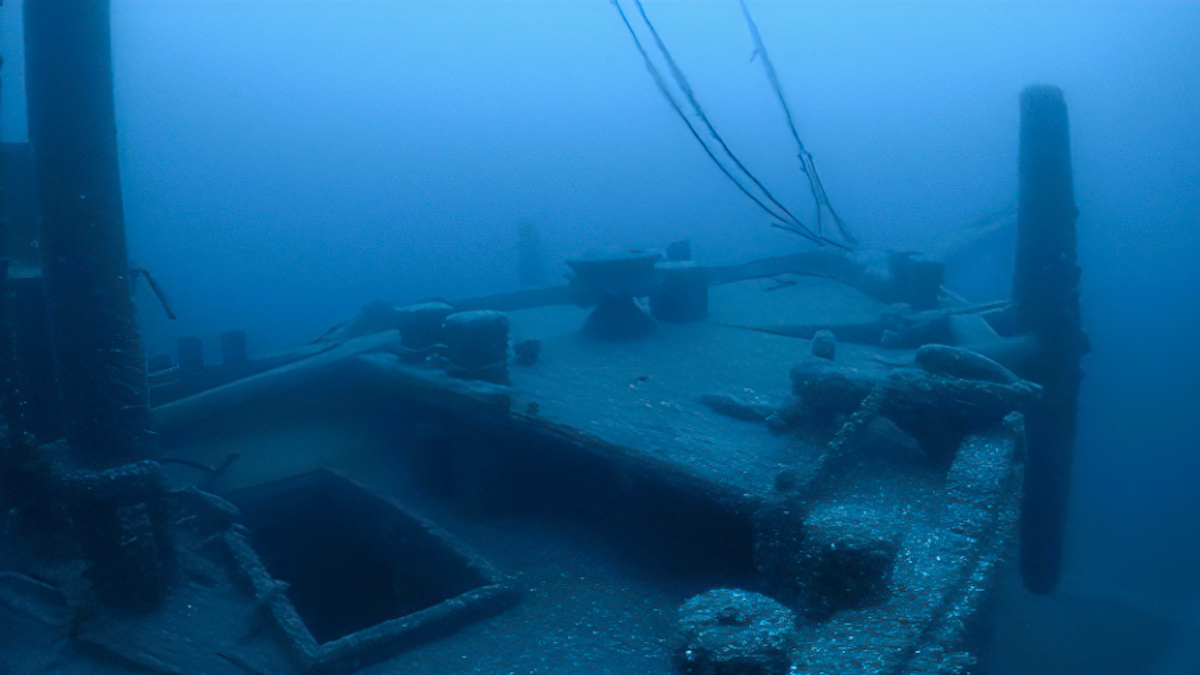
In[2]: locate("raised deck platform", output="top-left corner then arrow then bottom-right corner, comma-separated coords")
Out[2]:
108,269 -> 1025,674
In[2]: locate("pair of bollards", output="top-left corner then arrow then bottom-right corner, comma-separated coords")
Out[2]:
166,330 -> 247,373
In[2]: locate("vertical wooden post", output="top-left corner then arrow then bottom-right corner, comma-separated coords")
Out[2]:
2,146 -> 64,444
220,330 -> 248,364
0,8 -> 14,433
7,273 -> 64,442
24,0 -> 152,467
0,259 -> 14,435
1013,85 -> 1089,594
517,221 -> 547,287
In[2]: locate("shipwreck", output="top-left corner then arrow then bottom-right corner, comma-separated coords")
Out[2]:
0,2 -> 1087,675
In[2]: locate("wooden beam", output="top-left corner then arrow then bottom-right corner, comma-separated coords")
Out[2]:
1013,85 -> 1089,595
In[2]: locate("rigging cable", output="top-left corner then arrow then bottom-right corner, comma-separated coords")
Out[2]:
739,0 -> 856,245
632,0 -> 819,245
611,0 -> 825,247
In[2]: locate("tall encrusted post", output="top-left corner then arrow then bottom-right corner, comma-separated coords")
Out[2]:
24,0 -> 153,467
0,0 -> 13,432
1013,85 -> 1089,595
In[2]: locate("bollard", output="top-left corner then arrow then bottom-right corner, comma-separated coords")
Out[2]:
888,252 -> 944,311
396,301 -> 455,350
650,262 -> 708,323
442,310 -> 510,385
147,354 -> 173,373
177,336 -> 204,373
219,330 -> 247,364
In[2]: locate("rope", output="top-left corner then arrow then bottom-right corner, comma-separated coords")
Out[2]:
611,0 -> 826,247
739,0 -> 856,245
633,1 -> 817,243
